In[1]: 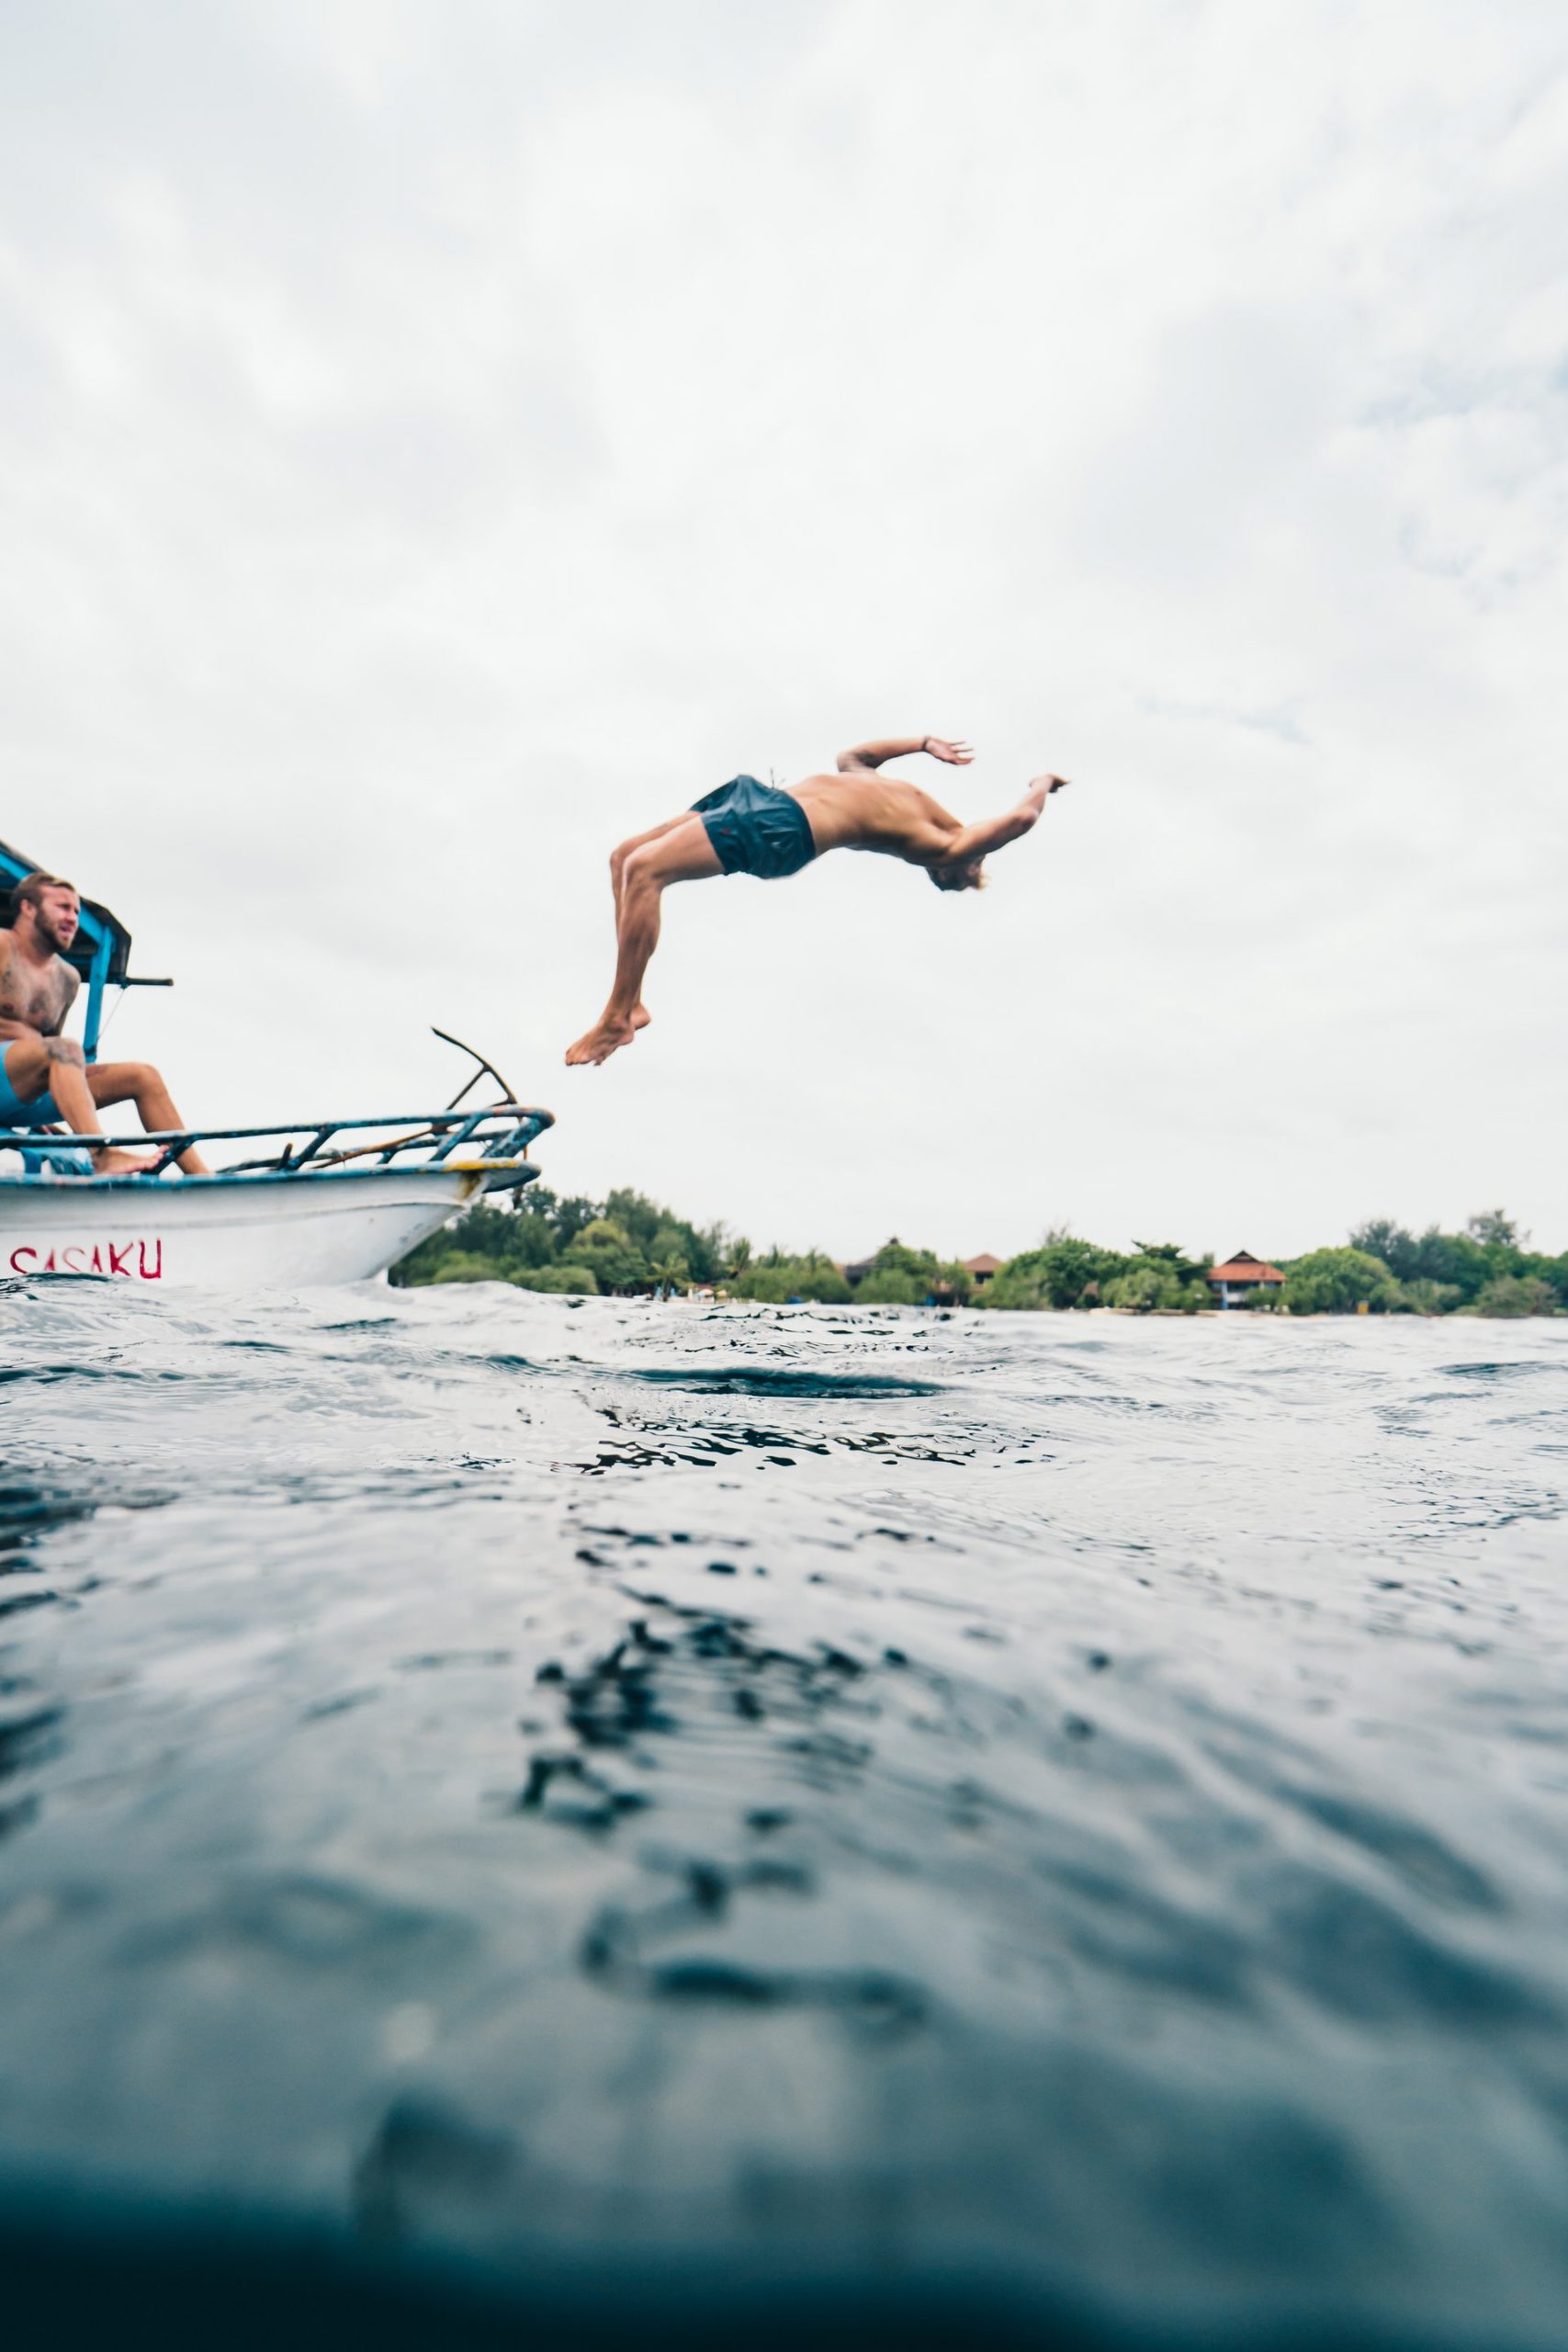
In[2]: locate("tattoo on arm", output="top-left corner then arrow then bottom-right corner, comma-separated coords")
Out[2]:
44,1037 -> 86,1069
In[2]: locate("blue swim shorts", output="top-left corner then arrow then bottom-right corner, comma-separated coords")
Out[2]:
0,1042 -> 60,1128
691,775 -> 818,881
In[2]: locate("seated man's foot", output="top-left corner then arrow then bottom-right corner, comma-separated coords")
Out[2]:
632,1003 -> 652,1032
566,1018 -> 638,1068
89,1146 -> 161,1175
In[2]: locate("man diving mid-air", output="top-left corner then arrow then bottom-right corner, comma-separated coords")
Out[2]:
566,734 -> 1067,1066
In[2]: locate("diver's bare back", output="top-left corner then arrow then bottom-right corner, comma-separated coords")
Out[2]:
565,734 -> 1067,1067
787,767 -> 961,859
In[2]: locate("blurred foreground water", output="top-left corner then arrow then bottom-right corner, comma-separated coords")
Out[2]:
3,1280 -> 1568,2348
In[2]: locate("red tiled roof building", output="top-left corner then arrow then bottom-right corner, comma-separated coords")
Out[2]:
1208,1250 -> 1286,1309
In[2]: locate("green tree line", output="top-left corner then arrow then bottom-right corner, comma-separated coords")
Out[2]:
393,1193 -> 976,1306
392,1186 -> 734,1297
977,1214 -> 1564,1317
394,1198 -> 1565,1317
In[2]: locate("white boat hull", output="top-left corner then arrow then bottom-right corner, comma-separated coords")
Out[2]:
0,1164 -> 489,1288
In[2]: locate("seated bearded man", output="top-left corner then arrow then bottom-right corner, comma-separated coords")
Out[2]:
0,871 -> 209,1175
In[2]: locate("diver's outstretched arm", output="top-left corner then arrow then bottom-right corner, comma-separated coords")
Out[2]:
836,734 -> 974,773
942,775 -> 1067,866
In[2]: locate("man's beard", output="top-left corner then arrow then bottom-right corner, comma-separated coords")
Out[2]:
38,913 -> 77,955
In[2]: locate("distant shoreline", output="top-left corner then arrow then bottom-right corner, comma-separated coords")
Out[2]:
393,1192 -> 1565,1321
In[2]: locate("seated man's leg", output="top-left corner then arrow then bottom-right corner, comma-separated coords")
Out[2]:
568,816 -> 722,1067
87,1060 -> 211,1175
1,1036 -> 161,1174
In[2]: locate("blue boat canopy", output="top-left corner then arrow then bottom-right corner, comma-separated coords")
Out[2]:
0,837 -> 141,1061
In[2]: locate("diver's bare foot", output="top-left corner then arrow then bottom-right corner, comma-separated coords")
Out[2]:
566,1018 -> 638,1067
89,1147 -> 161,1175
1032,773 -> 1069,797
632,1004 -> 652,1031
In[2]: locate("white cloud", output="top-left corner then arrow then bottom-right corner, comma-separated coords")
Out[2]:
2,0 -> 1564,1259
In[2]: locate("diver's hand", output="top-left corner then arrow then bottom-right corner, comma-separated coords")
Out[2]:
921,737 -> 974,765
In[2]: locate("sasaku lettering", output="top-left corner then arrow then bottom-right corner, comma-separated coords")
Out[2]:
7,1238 -> 163,1280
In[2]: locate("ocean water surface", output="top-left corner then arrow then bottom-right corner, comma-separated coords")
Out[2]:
3,1280 -> 1568,2348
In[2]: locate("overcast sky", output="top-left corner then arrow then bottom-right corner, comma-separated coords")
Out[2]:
3,0 -> 1564,1261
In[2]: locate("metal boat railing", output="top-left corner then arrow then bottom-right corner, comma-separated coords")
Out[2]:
0,1104 -> 554,1186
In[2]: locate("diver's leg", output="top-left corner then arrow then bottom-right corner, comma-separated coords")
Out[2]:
610,814 -> 693,1028
568,818 -> 721,1068
611,814 -> 691,900
88,1061 -> 211,1174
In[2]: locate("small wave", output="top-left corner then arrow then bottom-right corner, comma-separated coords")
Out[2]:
619,1365 -> 943,1397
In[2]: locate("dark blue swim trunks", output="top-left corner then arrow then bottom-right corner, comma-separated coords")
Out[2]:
691,775 -> 817,880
